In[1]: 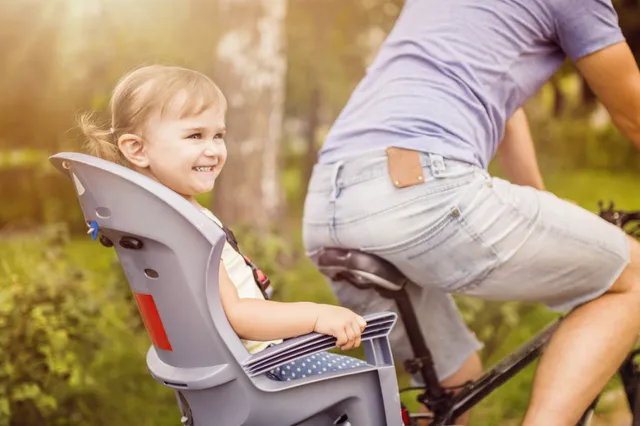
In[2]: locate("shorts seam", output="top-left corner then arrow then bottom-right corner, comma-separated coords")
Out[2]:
450,211 -> 501,293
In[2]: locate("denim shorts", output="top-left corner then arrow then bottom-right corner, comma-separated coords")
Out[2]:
302,149 -> 630,381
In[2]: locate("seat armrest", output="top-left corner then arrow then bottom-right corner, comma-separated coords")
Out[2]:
242,312 -> 396,377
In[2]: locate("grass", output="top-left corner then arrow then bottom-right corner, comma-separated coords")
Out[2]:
544,169 -> 640,211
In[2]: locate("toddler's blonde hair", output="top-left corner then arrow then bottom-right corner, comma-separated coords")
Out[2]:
78,65 -> 226,165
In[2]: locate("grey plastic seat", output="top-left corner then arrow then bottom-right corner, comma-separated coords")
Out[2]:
50,152 -> 403,426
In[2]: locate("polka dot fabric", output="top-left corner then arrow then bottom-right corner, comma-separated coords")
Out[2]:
266,351 -> 367,382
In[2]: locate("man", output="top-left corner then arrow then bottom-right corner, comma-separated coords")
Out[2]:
302,0 -> 640,424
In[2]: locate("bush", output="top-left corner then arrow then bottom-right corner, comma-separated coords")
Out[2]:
529,113 -> 640,172
0,225 -> 176,426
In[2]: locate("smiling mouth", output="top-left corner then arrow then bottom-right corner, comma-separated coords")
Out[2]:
193,166 -> 215,172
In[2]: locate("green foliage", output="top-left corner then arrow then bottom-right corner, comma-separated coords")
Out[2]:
0,226 -> 176,426
285,0 -> 404,127
0,164 -> 84,232
530,114 -> 640,172
544,169 -> 640,210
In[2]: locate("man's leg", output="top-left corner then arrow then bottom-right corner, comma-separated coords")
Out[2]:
417,352 -> 483,425
523,236 -> 640,426
442,352 -> 484,424
444,175 -> 636,425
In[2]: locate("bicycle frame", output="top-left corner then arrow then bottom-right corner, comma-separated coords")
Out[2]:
441,320 -> 561,423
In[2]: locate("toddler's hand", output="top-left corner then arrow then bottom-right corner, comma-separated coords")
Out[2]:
313,305 -> 367,350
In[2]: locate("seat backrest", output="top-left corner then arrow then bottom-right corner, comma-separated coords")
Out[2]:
50,152 -> 249,371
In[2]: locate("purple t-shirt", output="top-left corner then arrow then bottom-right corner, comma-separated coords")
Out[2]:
319,0 -> 625,168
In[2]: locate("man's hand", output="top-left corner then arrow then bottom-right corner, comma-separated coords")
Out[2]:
313,305 -> 367,351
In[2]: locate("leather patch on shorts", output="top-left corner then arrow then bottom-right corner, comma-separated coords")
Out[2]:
386,147 -> 425,188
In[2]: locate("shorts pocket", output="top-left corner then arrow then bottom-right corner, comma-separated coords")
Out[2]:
363,206 -> 499,292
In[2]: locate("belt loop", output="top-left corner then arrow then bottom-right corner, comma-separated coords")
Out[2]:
329,161 -> 344,203
429,153 -> 445,177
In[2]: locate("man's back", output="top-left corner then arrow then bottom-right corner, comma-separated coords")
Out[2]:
319,0 -> 623,168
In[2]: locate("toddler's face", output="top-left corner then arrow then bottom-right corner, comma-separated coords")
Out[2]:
142,100 -> 227,204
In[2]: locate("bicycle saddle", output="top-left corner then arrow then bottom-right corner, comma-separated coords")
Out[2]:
315,247 -> 408,292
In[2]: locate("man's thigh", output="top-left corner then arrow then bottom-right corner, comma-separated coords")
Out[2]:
358,170 -> 630,312
457,176 -> 630,312
329,278 -> 483,382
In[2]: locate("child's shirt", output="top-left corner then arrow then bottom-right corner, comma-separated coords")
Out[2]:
200,208 -> 282,353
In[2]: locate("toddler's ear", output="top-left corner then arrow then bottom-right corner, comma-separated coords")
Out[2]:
118,134 -> 149,168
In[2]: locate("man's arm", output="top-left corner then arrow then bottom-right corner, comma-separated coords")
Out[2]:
576,41 -> 640,151
496,108 -> 546,190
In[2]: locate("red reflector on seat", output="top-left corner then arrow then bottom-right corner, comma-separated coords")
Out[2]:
134,292 -> 173,351
401,406 -> 410,425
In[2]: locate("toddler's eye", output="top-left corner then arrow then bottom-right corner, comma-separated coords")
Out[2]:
213,133 -> 225,139
187,133 -> 202,139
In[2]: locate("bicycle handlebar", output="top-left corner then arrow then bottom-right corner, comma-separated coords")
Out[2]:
598,200 -> 640,237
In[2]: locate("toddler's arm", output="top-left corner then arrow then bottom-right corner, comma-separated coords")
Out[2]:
218,264 -> 367,350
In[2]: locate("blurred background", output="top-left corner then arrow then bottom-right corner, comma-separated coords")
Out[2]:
1,0 -> 640,425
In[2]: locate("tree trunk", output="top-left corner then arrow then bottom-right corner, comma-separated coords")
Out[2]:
580,75 -> 597,109
550,77 -> 564,118
212,0 -> 287,230
303,87 -> 321,189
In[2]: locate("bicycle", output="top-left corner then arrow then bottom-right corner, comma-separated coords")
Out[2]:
315,201 -> 640,426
